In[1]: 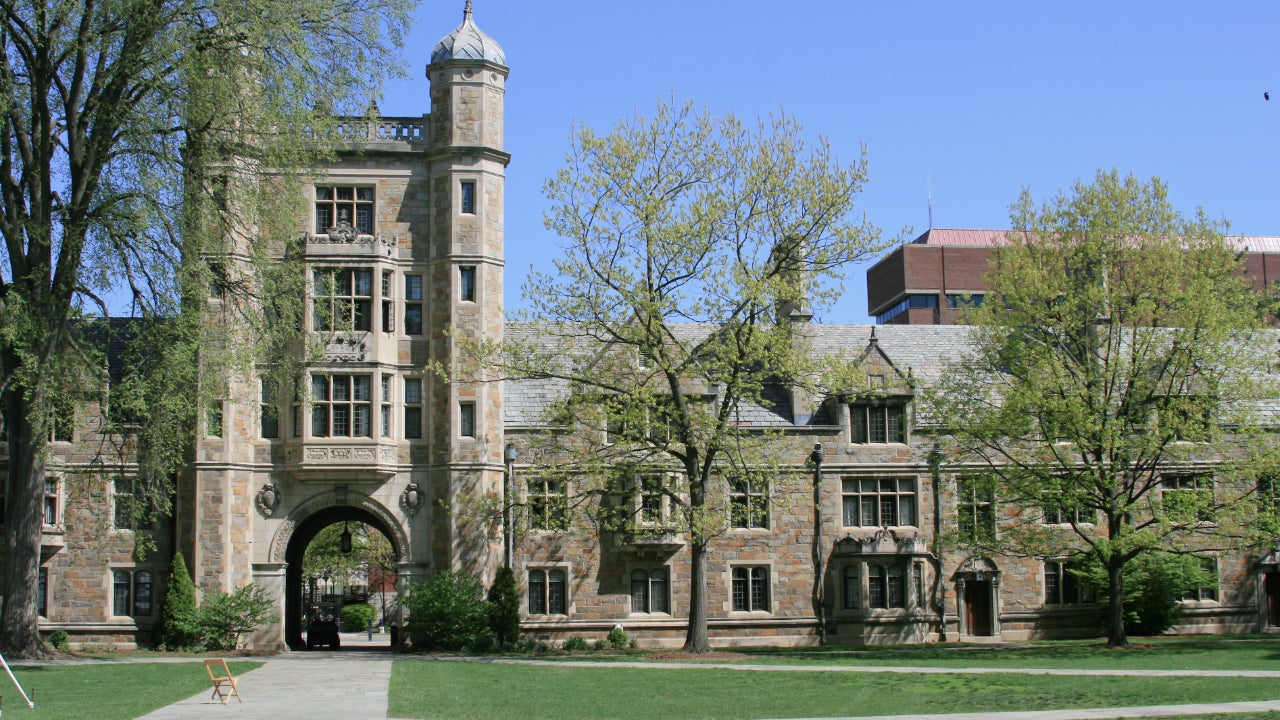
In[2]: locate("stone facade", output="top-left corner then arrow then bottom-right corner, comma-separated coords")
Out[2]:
25,7 -> 1280,652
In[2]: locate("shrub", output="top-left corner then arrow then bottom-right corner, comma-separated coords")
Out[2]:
606,625 -> 630,650
562,635 -> 588,651
341,603 -> 377,632
48,629 -> 70,651
487,566 -> 521,646
404,570 -> 489,650
198,584 -> 276,650
154,552 -> 200,650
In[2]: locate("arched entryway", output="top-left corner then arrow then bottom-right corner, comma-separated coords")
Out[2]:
278,499 -> 407,649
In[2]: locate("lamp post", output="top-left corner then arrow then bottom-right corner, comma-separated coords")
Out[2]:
810,442 -> 826,645
504,443 -> 518,570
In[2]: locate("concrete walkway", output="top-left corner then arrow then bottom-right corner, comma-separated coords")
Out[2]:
53,639 -> 1280,720
134,650 -> 392,720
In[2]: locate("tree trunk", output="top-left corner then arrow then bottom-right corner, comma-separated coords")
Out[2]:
1106,554 -> 1128,647
0,388 -> 50,658
682,540 -> 710,653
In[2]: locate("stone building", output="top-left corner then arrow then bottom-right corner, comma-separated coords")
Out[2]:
24,5 -> 1280,651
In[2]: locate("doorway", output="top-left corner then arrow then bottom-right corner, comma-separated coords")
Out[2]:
964,579 -> 993,636
1266,572 -> 1280,627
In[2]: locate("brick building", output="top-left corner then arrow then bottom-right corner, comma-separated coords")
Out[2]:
868,228 -> 1280,325
23,6 -> 1280,651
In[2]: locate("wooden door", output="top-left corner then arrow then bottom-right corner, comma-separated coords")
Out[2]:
1266,573 -> 1280,627
964,580 -> 993,636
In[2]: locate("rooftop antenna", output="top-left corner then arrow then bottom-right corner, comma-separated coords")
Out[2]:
927,171 -> 934,230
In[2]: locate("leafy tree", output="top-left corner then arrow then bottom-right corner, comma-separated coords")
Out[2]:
487,566 -> 520,647
404,570 -> 489,651
0,0 -> 411,657
473,99 -> 885,652
930,170 -> 1276,647
154,551 -> 200,650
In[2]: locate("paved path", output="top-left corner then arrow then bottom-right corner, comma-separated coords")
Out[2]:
135,649 -> 394,720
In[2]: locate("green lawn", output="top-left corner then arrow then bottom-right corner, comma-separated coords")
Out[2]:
4,661 -> 262,720
711,637 -> 1280,671
388,659 -> 1280,720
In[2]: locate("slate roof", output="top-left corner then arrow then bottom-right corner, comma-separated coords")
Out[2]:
502,322 -> 977,428
430,2 -> 506,66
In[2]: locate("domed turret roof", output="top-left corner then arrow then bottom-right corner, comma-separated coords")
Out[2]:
430,1 -> 506,66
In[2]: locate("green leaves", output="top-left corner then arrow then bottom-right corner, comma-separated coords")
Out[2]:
930,170 -> 1278,645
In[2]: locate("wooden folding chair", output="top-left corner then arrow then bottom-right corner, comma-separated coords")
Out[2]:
205,658 -> 243,704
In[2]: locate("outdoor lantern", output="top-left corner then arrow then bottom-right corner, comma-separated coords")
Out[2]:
339,522 -> 352,555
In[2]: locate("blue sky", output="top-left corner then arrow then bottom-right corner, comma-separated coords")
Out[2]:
381,2 -> 1280,323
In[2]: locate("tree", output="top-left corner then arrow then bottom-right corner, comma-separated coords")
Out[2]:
0,0 -> 411,656
929,170 -> 1276,647
481,99 -> 885,652
154,551 -> 200,650
487,566 -> 520,647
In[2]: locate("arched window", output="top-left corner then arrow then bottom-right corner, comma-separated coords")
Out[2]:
528,568 -> 567,615
842,565 -> 860,609
630,568 -> 669,613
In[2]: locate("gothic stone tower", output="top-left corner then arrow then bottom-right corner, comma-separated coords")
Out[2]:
180,3 -> 508,650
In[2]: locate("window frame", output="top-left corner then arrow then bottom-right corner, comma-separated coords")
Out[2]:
957,475 -> 997,544
315,184 -> 375,235
459,401 -> 476,438
1161,473 -> 1215,525
849,403 -> 908,444
404,274 -> 424,335
842,564 -> 860,609
1044,560 -> 1094,605
460,180 -> 476,215
310,374 -> 373,438
841,476 -> 918,528
404,377 -> 423,439
459,266 -> 476,302
527,567 -> 568,615
260,378 -> 280,439
633,473 -> 673,528
1181,557 -> 1220,602
312,267 -> 374,332
42,476 -> 60,527
112,569 -> 153,617
730,566 -> 770,613
526,476 -> 568,531
728,476 -> 769,530
38,566 -> 48,618
113,478 -> 154,531
630,567 -> 670,614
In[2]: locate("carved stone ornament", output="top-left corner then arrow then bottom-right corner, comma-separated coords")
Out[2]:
326,220 -> 358,244
256,483 -> 281,516
400,482 -> 423,516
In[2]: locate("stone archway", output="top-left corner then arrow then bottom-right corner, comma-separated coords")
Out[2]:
272,489 -> 409,649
